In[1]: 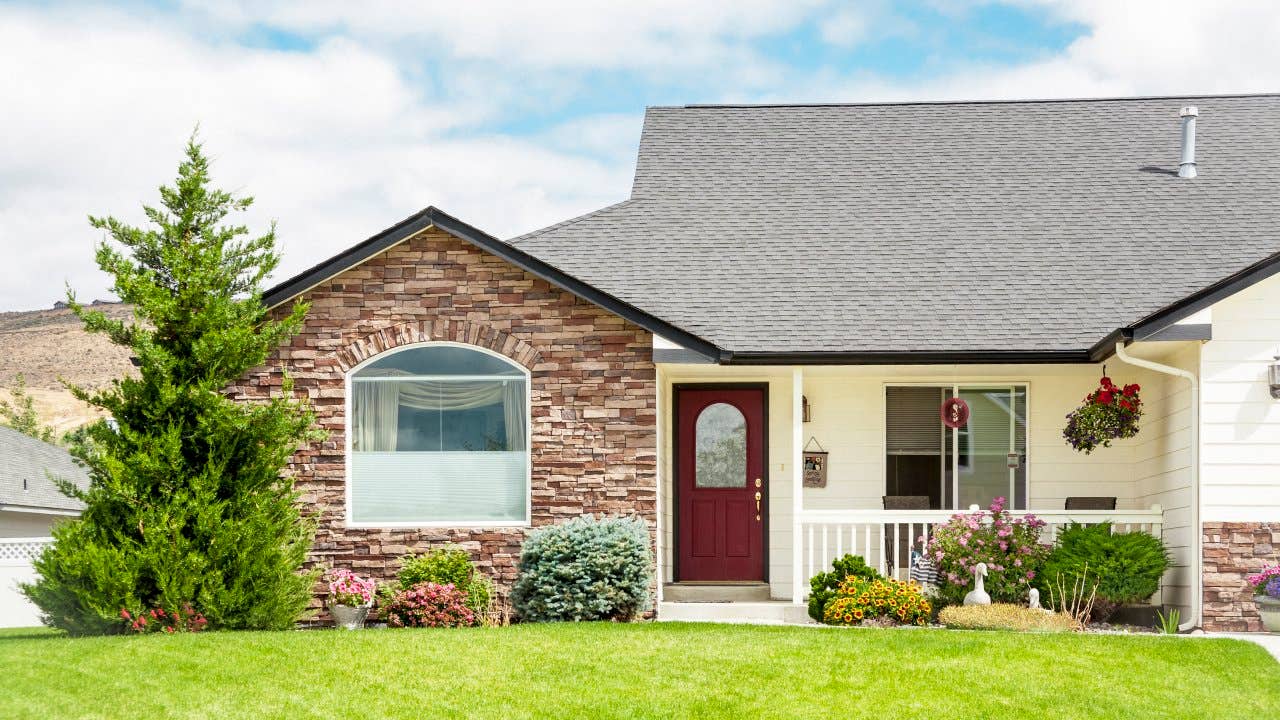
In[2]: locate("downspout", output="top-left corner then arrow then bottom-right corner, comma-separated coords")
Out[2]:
1113,341 -> 1201,631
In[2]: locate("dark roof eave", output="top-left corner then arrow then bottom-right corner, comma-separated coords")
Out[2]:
719,349 -> 1099,366
260,206 -> 723,361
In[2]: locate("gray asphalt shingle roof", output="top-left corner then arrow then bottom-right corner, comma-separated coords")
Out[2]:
511,95 -> 1280,355
0,426 -> 88,512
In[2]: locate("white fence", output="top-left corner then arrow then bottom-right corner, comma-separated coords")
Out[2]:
0,537 -> 52,628
798,507 -> 1164,584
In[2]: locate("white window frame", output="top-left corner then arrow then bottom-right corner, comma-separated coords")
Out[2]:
882,381 -> 1031,511
343,340 -> 532,529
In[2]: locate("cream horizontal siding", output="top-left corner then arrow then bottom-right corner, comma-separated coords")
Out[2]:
1131,342 -> 1198,615
1200,272 -> 1280,522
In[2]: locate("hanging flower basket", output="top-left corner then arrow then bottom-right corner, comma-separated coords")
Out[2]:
1063,374 -> 1142,454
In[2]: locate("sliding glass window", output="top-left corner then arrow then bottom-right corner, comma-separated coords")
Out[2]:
885,385 -> 1027,510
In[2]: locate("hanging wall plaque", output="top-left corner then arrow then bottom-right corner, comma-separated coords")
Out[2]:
803,437 -> 828,488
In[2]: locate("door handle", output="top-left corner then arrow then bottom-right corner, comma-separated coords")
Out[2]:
754,490 -> 762,520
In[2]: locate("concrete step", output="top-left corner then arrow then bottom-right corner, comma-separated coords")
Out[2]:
662,583 -> 771,603
658,600 -> 815,625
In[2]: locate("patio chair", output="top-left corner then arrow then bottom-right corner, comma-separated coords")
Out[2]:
1064,496 -> 1116,510
882,496 -> 930,578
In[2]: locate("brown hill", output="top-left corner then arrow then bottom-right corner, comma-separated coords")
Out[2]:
0,302 -> 135,433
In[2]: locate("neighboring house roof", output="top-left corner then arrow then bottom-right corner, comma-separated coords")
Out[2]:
510,94 -> 1280,362
0,426 -> 88,513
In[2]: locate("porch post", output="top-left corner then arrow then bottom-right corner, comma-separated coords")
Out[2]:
792,367 -> 804,605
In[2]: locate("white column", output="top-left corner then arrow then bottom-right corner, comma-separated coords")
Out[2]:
792,367 -> 804,604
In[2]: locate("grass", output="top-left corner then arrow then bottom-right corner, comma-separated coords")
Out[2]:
1,623 -> 1277,719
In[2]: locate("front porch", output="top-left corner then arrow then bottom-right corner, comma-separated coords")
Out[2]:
654,346 -> 1198,622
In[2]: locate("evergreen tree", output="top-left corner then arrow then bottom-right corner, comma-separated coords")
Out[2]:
23,135 -> 321,635
0,373 -> 57,443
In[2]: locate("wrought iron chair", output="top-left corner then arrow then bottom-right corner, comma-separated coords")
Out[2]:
1064,496 -> 1116,510
882,495 -> 930,578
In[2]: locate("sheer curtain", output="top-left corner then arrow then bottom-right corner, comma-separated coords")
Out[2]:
352,381 -> 401,451
355,371 -> 525,451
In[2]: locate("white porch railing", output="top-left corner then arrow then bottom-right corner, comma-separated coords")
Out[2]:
798,506 -> 1164,584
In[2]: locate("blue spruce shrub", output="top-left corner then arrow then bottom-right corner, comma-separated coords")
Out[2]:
512,515 -> 653,622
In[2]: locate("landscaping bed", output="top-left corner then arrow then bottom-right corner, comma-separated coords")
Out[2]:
1,623 -> 1276,719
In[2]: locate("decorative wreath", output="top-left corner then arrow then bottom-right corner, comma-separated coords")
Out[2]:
1062,372 -> 1142,454
940,397 -> 970,429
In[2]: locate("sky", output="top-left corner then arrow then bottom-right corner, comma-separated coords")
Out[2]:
2,0 -> 1280,310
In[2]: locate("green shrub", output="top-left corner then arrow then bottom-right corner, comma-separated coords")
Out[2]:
1037,523 -> 1169,621
511,515 -> 653,622
938,603 -> 1076,632
807,554 -> 882,622
398,546 -> 493,618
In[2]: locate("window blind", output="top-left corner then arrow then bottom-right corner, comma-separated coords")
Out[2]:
886,386 -> 944,454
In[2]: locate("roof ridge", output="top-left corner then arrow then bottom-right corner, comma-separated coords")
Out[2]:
507,199 -> 637,244
652,92 -> 1280,111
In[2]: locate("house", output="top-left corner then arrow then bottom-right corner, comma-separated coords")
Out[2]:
243,94 -> 1280,632
0,426 -> 88,627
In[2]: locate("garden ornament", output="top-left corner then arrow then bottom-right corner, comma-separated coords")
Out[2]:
1028,588 -> 1041,609
963,562 -> 991,606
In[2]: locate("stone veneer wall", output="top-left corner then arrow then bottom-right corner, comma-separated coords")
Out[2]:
1202,522 -> 1280,632
230,227 -> 657,612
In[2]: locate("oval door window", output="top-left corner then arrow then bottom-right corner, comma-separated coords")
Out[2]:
694,402 -> 747,488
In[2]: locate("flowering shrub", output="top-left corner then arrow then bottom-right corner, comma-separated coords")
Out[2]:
120,605 -> 207,634
398,546 -> 493,618
382,582 -> 477,628
925,497 -> 1050,607
1247,564 -> 1280,599
1063,375 -> 1142,453
807,554 -> 882,622
823,577 -> 931,626
327,569 -> 376,608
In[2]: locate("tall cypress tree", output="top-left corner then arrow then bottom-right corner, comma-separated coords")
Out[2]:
24,136 -> 321,635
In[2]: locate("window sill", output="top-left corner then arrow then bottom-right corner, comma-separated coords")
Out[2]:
344,520 -> 532,530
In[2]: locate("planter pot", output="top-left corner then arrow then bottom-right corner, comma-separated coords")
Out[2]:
1257,595 -> 1280,633
331,604 -> 370,630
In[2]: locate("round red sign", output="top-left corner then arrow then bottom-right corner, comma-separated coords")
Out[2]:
941,397 -> 970,429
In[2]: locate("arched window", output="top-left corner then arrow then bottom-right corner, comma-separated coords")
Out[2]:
347,343 -> 529,526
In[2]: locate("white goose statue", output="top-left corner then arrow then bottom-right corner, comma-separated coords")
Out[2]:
963,562 -> 991,606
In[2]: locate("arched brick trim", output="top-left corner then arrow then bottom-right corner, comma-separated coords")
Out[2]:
334,319 -> 542,372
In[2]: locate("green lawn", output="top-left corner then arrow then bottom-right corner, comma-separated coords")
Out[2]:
1,623 -> 1276,719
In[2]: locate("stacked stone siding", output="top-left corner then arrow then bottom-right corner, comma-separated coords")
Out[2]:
1202,521 -> 1280,632
230,227 -> 657,610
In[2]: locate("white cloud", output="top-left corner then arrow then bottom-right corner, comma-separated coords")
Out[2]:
0,4 -> 633,309
820,8 -> 871,48
2,0 -> 1280,311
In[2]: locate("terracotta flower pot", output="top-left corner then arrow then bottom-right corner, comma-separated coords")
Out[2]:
331,603 -> 370,630
1256,595 -> 1280,633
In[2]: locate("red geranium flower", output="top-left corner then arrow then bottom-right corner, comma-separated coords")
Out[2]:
1100,376 -> 1114,389
1097,390 -> 1114,404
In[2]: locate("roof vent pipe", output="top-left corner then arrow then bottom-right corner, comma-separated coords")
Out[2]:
1179,106 -> 1198,178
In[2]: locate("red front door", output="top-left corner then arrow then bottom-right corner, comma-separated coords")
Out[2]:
677,387 -> 766,582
